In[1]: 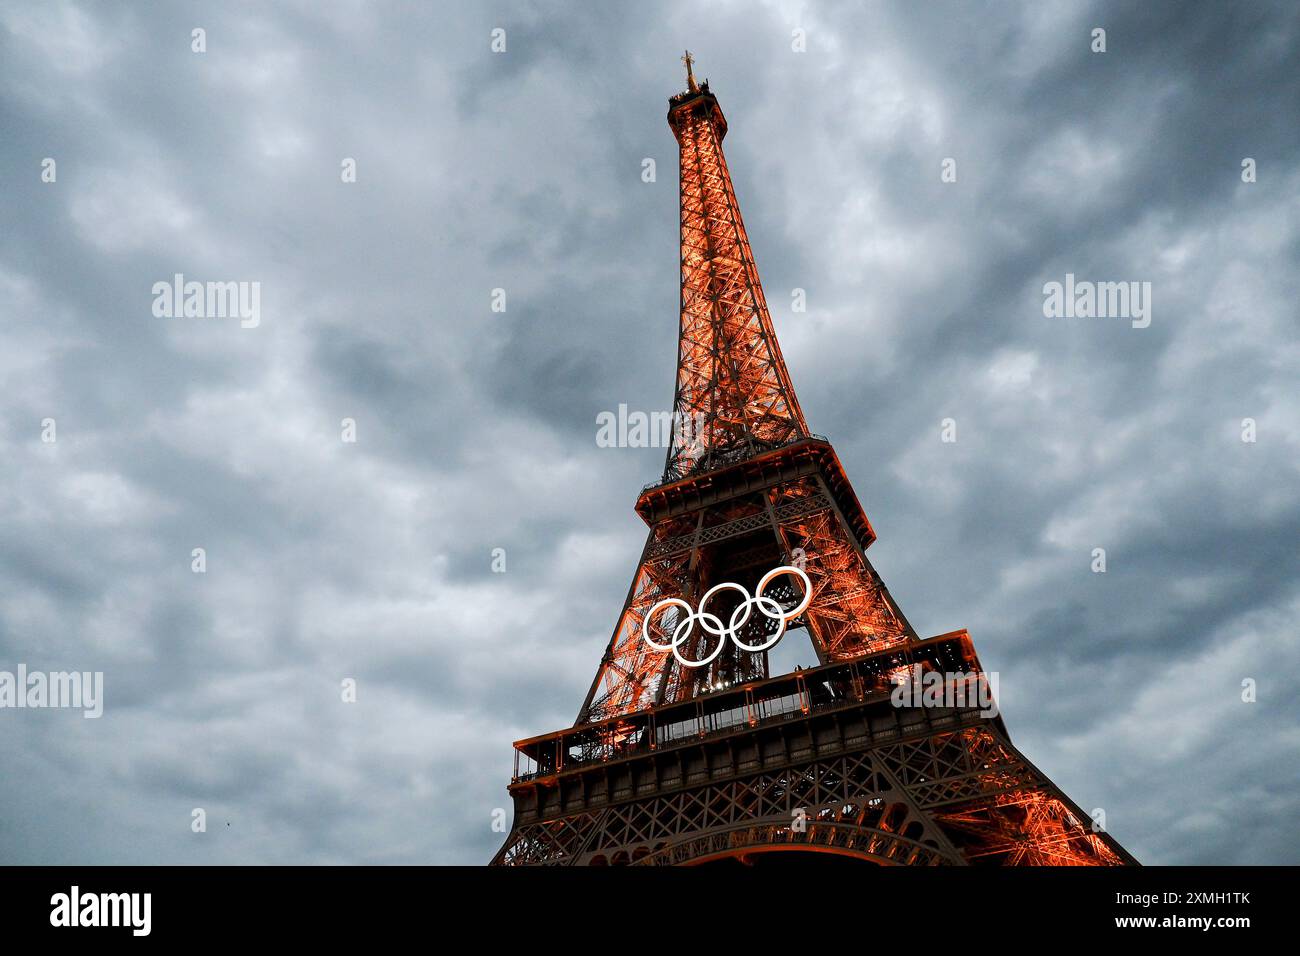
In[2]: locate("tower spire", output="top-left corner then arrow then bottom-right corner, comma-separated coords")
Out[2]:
681,49 -> 698,93
663,80 -> 809,482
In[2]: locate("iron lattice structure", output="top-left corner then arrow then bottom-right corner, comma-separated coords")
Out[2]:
664,75 -> 807,483
492,63 -> 1137,867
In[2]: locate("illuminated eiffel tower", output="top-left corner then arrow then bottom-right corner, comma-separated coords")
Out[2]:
491,56 -> 1137,866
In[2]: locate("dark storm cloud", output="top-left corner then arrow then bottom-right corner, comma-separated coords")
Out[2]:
0,0 -> 1296,865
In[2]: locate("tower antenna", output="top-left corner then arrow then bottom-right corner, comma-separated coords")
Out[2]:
681,49 -> 699,93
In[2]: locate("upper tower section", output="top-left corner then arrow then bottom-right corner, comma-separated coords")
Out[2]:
661,55 -> 809,485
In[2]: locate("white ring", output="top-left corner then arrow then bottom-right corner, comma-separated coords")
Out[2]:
640,565 -> 812,667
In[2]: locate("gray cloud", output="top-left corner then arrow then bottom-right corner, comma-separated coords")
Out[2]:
0,0 -> 1296,865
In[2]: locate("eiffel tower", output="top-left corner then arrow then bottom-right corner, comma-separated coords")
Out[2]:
491,57 -> 1137,866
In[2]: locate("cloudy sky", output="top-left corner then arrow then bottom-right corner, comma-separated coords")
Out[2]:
1,0 -> 1297,866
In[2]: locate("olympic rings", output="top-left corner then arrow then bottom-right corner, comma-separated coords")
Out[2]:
641,566 -> 813,668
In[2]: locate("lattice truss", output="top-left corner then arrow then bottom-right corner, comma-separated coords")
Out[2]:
494,751 -> 961,867
580,479 -> 914,723
499,74 -> 1134,869
773,480 -> 912,659
880,727 -> 1126,866
935,793 -> 1124,866
581,544 -> 692,722
664,99 -> 807,482
496,727 -> 1126,866
577,94 -> 915,723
